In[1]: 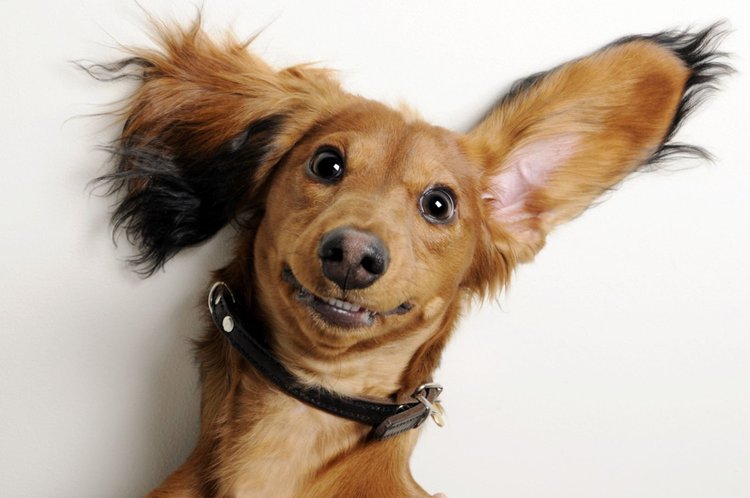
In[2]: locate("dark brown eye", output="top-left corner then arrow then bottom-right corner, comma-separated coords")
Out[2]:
308,148 -> 345,183
419,187 -> 456,224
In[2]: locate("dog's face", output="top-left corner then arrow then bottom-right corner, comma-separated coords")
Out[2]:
99,23 -> 723,377
253,101 -> 481,347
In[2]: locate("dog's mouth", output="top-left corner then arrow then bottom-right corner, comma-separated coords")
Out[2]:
282,267 -> 412,328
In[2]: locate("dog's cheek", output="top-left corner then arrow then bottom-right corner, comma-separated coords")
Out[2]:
254,163 -> 319,281
422,222 -> 479,294
420,296 -> 447,322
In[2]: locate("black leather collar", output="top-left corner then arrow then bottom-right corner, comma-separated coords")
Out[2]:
208,281 -> 444,440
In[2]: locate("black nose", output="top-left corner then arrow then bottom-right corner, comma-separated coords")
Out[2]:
318,227 -> 389,290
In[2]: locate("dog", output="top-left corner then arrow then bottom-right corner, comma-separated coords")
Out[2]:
91,18 -> 727,498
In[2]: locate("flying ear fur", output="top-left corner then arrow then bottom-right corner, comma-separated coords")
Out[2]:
463,24 -> 730,295
89,20 -> 347,275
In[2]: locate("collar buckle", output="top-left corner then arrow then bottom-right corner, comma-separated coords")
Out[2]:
370,383 -> 445,440
414,382 -> 446,428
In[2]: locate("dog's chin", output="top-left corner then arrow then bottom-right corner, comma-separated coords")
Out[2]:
282,267 -> 412,330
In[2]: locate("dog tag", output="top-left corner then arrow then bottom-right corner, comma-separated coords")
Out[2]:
431,400 -> 446,427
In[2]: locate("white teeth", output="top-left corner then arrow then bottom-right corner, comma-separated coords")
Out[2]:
324,297 -> 361,313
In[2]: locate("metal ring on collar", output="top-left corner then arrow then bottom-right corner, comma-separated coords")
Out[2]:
414,382 -> 443,399
207,281 -> 235,315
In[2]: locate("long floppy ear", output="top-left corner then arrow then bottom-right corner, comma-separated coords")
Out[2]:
89,20 -> 347,275
463,26 -> 728,292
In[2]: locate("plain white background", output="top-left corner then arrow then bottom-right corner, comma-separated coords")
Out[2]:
1,1 -> 748,497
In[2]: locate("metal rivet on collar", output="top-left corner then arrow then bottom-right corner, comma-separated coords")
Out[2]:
222,316 -> 235,333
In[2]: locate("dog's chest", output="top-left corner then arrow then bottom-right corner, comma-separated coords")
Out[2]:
228,395 -> 364,497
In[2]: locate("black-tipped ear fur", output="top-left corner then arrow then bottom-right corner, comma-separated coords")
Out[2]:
611,23 -> 732,164
98,115 -> 284,275
88,21 -> 345,275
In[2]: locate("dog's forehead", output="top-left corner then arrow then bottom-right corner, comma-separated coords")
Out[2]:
317,102 -> 477,189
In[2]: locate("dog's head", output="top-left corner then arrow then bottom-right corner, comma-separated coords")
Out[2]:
97,22 -> 725,385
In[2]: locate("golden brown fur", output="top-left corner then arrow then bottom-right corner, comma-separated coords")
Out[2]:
92,19 -> 727,498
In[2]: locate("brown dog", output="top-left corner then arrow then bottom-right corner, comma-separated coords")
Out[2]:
93,19 -> 727,498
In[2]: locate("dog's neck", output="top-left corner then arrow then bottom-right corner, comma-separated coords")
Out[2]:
260,296 -> 454,403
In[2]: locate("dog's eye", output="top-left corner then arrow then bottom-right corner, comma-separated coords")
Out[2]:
419,187 -> 456,224
308,148 -> 345,183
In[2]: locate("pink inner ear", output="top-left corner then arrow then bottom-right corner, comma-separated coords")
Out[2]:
483,134 -> 580,227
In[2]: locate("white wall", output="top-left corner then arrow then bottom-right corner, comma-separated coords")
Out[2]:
1,1 -> 748,497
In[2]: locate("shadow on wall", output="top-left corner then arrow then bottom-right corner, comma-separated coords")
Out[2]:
136,295 -> 203,496
129,229 -> 236,497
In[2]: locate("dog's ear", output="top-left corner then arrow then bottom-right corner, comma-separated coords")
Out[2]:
91,21 -> 345,275
462,26 -> 728,295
